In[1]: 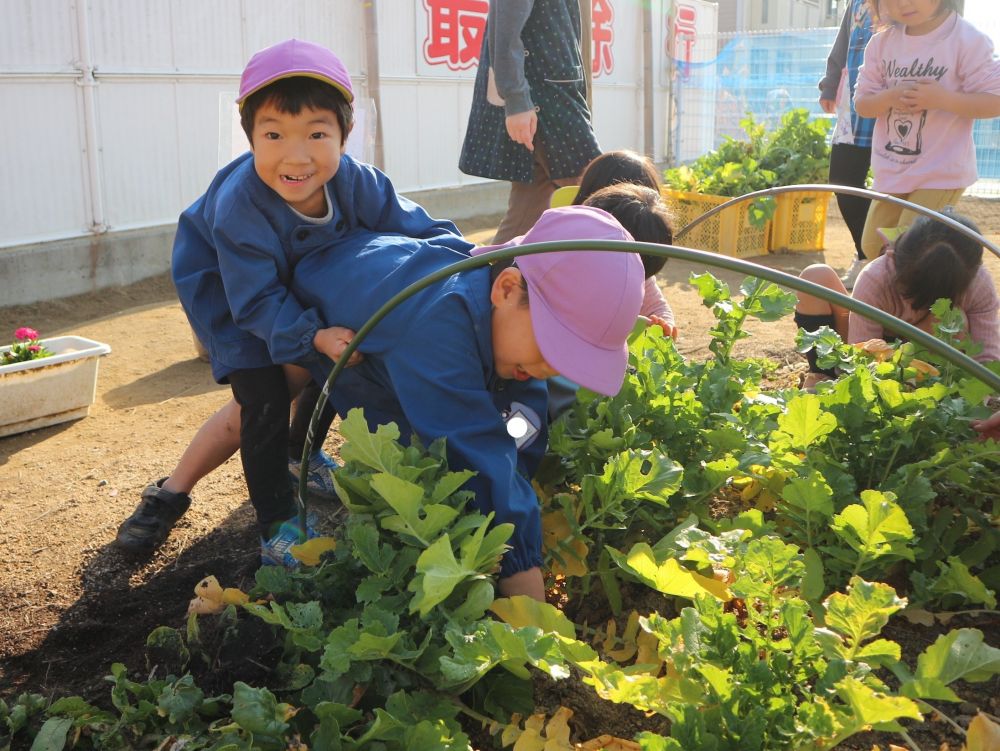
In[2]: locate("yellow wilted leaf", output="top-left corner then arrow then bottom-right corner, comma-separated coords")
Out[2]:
513,713 -> 547,751
542,510 -> 589,577
909,359 -> 940,381
635,630 -> 662,668
577,736 -> 642,750
289,536 -> 337,566
857,338 -> 894,362
491,596 -> 577,638
221,588 -> 250,605
187,595 -> 224,615
606,612 -> 641,663
543,707 -> 574,750
194,575 -> 224,601
964,713 -> 1000,751
625,548 -> 732,601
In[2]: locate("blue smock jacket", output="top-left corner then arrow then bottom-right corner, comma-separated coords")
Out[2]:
293,232 -> 548,578
172,151 -> 461,382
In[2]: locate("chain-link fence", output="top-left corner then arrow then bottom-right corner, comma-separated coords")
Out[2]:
668,27 -> 1000,199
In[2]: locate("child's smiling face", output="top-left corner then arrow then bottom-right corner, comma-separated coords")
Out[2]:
251,101 -> 346,217
490,268 -> 559,383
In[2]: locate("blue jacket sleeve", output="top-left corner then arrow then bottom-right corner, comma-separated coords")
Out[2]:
213,204 -> 322,366
381,297 -> 543,578
338,157 -> 465,242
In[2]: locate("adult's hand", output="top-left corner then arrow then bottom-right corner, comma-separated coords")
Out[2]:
505,110 -> 537,150
498,566 -> 545,601
971,410 -> 1000,440
313,326 -> 364,366
819,97 -> 836,115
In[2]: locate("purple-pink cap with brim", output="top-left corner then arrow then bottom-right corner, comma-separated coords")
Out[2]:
237,38 -> 354,110
472,206 -> 644,396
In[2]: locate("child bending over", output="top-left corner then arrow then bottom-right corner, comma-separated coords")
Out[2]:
795,211 -> 999,387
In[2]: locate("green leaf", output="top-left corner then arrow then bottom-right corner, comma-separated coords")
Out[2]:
689,272 -> 730,307
905,629 -> 1000,700
608,544 -> 731,601
834,675 -> 922,726
823,577 -> 906,660
230,682 -> 289,738
157,675 -> 204,724
830,490 -> 915,567
927,557 -> 997,609
776,395 -> 838,449
801,547 -> 826,602
430,470 -> 477,504
338,408 -> 403,472
490,596 -> 577,638
409,535 -> 480,616
28,717 -> 72,751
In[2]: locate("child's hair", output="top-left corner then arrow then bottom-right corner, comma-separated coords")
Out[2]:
582,184 -> 672,278
240,76 -> 353,146
574,150 -> 660,206
893,210 -> 983,310
869,0 -> 961,27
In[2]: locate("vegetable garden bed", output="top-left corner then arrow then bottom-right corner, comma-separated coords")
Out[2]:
3,271 -> 998,751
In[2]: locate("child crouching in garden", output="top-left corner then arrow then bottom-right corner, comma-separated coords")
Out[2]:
794,211 -> 1000,388
289,206 -> 645,600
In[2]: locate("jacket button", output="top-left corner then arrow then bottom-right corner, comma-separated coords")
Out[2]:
335,219 -> 346,231
296,229 -> 309,241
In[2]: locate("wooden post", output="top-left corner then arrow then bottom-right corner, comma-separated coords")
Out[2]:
362,0 -> 385,170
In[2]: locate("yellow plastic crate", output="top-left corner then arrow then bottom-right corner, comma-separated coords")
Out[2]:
662,189 -> 770,259
770,191 -> 831,252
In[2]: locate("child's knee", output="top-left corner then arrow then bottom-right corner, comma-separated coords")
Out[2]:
796,264 -> 842,314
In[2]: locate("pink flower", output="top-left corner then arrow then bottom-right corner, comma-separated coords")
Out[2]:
28,344 -> 42,353
14,327 -> 39,341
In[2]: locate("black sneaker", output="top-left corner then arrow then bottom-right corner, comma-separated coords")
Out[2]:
115,478 -> 191,553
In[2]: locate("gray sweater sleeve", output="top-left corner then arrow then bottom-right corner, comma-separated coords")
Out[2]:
818,4 -> 851,100
489,0 -> 535,115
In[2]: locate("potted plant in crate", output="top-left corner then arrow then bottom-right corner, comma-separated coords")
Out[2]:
0,327 -> 112,437
663,109 -> 832,256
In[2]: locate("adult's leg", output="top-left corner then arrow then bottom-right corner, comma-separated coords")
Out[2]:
829,143 -> 872,261
492,142 -> 578,244
229,366 -> 295,534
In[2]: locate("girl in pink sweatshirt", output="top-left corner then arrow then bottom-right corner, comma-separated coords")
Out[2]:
853,0 -> 1000,259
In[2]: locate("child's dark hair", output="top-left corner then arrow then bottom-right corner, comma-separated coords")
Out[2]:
893,210 -> 983,311
582,184 -> 673,278
870,0 -> 961,26
574,150 -> 660,206
240,76 -> 353,145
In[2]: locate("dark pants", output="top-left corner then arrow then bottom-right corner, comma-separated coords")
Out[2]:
794,311 -> 837,377
829,143 -> 872,261
288,381 -> 338,461
228,366 -> 295,534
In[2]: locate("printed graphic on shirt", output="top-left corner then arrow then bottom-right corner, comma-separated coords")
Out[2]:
886,104 -> 927,156
503,401 -> 542,451
879,57 -> 948,160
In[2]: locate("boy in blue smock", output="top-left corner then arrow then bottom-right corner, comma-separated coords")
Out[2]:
290,206 -> 645,599
115,39 -> 466,562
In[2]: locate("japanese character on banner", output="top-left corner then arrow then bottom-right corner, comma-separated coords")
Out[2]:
592,0 -> 614,77
422,0 -> 488,70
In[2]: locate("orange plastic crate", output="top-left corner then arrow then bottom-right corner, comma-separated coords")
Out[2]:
770,191 -> 831,252
662,189 -> 770,259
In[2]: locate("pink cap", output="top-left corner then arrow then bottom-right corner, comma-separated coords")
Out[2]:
474,206 -> 644,396
237,39 -> 354,110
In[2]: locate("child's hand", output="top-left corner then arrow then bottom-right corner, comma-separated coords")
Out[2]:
498,567 -> 545,602
647,314 -> 680,341
971,410 -> 1000,440
314,326 -> 364,367
899,80 -> 949,112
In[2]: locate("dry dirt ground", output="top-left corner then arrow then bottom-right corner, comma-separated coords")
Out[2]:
1,199 -> 999,741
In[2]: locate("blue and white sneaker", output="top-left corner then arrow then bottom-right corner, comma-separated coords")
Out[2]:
288,450 -> 339,501
260,513 -> 319,568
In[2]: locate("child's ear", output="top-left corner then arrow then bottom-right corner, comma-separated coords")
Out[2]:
490,267 -> 524,307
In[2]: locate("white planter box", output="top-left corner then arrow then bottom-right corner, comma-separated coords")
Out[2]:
0,336 -> 112,437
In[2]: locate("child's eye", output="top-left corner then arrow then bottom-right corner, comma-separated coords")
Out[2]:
309,131 -> 329,140
263,131 -> 280,140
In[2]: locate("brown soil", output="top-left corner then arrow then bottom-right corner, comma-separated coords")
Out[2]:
2,200 -> 999,746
